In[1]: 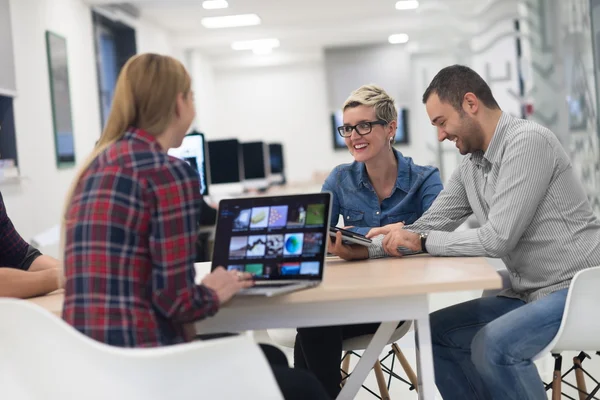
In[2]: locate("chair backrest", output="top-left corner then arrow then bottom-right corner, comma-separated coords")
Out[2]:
537,266 -> 600,356
0,299 -> 283,400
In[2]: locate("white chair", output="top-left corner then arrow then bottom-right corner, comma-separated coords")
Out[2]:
268,323 -> 418,400
533,266 -> 600,400
485,267 -> 600,399
0,299 -> 284,400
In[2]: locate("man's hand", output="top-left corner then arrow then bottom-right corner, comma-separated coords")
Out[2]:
327,231 -> 369,261
366,222 -> 405,238
381,230 -> 421,257
201,267 -> 254,305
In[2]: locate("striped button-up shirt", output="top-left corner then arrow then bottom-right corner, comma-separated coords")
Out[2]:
368,112 -> 600,302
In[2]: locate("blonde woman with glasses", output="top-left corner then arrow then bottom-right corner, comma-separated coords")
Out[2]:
294,84 -> 443,398
61,53 -> 329,400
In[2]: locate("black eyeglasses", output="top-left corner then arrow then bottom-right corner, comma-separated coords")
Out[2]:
337,120 -> 387,138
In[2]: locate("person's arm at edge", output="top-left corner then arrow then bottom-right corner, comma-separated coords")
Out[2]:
29,254 -> 60,272
0,268 -> 61,298
0,244 -> 62,298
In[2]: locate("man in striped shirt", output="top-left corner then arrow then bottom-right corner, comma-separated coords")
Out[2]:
328,65 -> 600,400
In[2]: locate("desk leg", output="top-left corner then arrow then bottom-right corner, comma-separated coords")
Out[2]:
337,321 -> 398,400
415,316 -> 436,400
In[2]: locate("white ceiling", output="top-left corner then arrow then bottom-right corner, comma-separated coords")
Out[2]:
87,0 -> 519,59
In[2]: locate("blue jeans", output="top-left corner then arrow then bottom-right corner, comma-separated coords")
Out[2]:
430,289 -> 568,400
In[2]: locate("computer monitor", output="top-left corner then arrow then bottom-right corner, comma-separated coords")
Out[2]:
207,139 -> 245,196
167,131 -> 209,195
331,110 -> 345,150
331,108 -> 410,150
268,143 -> 285,185
242,141 -> 270,191
395,108 -> 410,144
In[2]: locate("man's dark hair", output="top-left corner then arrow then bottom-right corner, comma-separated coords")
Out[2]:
422,65 -> 500,111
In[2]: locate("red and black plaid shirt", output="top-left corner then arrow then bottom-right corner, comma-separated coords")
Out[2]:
62,128 -> 219,347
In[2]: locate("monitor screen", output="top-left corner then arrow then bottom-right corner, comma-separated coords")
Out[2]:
269,143 -> 284,174
168,132 -> 209,195
395,108 -> 409,144
208,139 -> 244,184
242,141 -> 269,180
331,110 -> 346,149
331,108 -> 410,149
212,193 -> 331,281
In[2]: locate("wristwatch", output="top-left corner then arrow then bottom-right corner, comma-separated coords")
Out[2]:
419,232 -> 428,253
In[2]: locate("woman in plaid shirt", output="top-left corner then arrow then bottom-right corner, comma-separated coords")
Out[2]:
61,53 -> 328,399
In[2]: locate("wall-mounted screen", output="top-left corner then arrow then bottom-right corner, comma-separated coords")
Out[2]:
331,108 -> 409,150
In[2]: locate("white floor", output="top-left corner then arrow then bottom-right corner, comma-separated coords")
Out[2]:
252,289 -> 600,399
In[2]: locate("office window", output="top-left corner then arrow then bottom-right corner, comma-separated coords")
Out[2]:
92,11 -> 137,129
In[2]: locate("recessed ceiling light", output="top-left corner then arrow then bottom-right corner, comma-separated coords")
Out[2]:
395,0 -> 419,10
201,14 -> 261,29
202,0 -> 228,9
252,47 -> 273,55
231,38 -> 280,51
389,33 -> 409,44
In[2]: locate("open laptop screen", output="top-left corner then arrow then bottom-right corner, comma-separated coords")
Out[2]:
212,193 -> 331,281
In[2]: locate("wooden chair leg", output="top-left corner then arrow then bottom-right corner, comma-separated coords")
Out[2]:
574,354 -> 588,400
341,352 -> 351,387
552,355 -> 562,400
392,343 -> 419,393
373,361 -> 391,400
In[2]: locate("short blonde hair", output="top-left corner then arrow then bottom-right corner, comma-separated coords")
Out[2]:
343,84 -> 398,125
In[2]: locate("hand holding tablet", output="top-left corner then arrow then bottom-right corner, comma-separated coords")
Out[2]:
328,226 -> 372,246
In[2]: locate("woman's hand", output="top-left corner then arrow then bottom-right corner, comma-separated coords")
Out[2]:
201,267 -> 254,305
327,231 -> 369,261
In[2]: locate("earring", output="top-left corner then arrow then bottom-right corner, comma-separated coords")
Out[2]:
388,137 -> 393,150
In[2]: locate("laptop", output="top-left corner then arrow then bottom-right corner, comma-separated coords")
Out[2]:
211,192 -> 332,296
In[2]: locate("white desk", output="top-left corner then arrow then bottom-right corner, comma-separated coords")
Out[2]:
27,256 -> 500,400
194,256 -> 501,400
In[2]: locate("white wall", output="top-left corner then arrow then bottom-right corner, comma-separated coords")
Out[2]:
469,18 -> 522,118
3,0 -> 177,255
409,52 -> 462,183
324,44 -> 413,110
211,62 -> 336,183
203,48 -> 434,184
187,51 -> 217,136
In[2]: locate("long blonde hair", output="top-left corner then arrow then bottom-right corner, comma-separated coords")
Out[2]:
59,53 -> 191,273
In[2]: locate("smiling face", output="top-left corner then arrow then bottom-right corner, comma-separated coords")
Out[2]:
343,105 -> 396,163
425,92 -> 485,155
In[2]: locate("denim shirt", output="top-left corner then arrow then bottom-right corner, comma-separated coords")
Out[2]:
323,149 -> 443,235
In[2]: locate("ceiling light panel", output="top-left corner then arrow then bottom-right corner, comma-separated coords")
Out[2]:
201,14 -> 261,29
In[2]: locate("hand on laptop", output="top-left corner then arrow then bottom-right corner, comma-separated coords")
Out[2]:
365,222 -> 404,238
202,267 -> 254,305
327,231 -> 368,261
